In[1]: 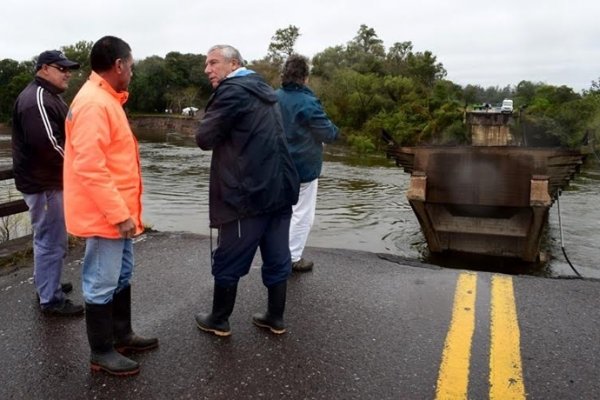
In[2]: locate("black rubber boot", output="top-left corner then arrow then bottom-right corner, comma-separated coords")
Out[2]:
253,281 -> 287,334
85,302 -> 140,376
113,285 -> 159,354
195,283 -> 237,337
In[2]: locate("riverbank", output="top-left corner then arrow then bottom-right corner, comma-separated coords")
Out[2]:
129,114 -> 200,135
1,115 -> 201,137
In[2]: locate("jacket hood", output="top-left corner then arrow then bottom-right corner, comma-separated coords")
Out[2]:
223,73 -> 278,104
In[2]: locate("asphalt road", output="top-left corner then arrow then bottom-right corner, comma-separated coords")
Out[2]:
0,231 -> 598,399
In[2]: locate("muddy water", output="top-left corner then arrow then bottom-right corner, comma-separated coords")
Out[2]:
1,127 -> 598,279
136,130 -> 600,279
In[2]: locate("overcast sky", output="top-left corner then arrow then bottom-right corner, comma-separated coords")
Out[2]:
2,0 -> 598,92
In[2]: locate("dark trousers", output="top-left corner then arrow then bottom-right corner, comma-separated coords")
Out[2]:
212,208 -> 292,287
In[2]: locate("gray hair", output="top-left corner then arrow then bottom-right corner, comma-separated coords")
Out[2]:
207,44 -> 245,66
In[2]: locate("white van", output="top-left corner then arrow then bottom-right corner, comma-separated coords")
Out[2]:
501,99 -> 514,113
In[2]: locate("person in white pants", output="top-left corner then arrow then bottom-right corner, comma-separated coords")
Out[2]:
289,178 -> 319,270
276,54 -> 339,272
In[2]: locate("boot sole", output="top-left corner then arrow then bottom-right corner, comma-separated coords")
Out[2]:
252,320 -> 286,335
115,342 -> 159,354
90,363 -> 140,376
196,322 -> 231,337
292,267 -> 313,272
41,310 -> 84,317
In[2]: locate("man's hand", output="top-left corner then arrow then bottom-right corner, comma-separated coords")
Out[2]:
117,218 -> 136,239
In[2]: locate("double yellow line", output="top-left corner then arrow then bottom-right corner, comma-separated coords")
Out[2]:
435,273 -> 526,399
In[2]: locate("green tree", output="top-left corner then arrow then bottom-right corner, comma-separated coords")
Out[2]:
514,80 -> 538,107
60,41 -> 93,102
385,41 -> 413,76
61,41 -> 93,67
164,52 -> 207,89
267,25 -> 300,63
381,75 -> 414,104
462,84 -> 486,106
345,24 -> 385,74
3,35 -> 595,152
517,83 -> 595,147
248,58 -> 281,87
420,80 -> 465,144
0,59 -> 33,122
311,45 -> 347,79
321,68 -> 386,130
405,50 -> 446,89
250,25 -> 302,88
313,25 -> 386,77
127,52 -> 210,114
349,25 -> 385,54
128,56 -> 170,113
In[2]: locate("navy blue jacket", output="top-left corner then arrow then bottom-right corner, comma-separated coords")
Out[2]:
12,77 -> 68,193
276,83 -> 339,183
196,72 -> 299,227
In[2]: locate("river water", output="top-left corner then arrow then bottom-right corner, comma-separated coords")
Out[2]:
1,128 -> 599,279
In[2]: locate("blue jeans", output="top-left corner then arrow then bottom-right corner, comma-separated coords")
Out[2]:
23,190 -> 67,306
82,237 -> 134,304
212,208 -> 292,287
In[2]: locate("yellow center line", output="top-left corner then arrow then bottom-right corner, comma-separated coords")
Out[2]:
435,272 -> 477,400
490,275 -> 526,399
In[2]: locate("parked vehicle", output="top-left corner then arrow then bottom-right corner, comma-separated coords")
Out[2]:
501,99 -> 514,113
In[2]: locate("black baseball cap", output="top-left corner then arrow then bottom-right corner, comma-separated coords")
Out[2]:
36,50 -> 80,71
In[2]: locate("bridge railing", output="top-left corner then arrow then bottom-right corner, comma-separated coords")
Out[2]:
0,167 -> 27,218
0,166 -> 31,263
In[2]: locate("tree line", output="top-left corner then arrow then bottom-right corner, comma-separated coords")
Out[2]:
1,25 -> 599,151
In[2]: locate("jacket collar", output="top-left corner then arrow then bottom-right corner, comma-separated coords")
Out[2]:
89,71 -> 129,105
282,82 -> 314,95
34,76 -> 63,95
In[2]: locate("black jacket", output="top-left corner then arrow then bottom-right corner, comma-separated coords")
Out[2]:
196,72 -> 299,227
12,77 -> 68,193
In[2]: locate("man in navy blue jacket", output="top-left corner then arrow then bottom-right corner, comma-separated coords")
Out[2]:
12,50 -> 83,316
276,54 -> 339,272
195,44 -> 299,336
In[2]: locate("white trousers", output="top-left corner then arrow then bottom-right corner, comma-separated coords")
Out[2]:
289,178 -> 318,262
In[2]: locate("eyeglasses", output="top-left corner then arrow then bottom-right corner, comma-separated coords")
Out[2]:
47,64 -> 71,73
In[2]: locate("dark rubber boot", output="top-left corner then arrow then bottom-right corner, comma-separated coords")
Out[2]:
292,258 -> 314,272
195,284 -> 237,337
113,285 -> 159,354
85,302 -> 140,376
253,281 -> 287,334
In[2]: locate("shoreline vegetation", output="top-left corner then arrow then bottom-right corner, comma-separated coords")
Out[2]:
1,25 -> 599,152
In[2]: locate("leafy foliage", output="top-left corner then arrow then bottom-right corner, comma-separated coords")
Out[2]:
0,59 -> 33,122
249,25 -> 302,88
267,25 -> 300,63
311,26 -> 460,149
61,41 -> 93,103
0,25 -> 599,153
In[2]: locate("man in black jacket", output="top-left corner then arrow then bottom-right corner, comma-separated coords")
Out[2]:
195,44 -> 299,336
12,50 -> 84,316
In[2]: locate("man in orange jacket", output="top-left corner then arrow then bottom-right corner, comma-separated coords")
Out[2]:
64,36 -> 157,377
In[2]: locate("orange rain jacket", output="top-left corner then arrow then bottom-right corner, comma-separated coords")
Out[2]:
63,72 -> 143,238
